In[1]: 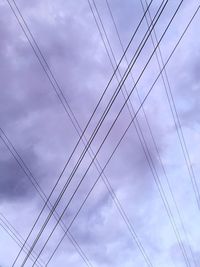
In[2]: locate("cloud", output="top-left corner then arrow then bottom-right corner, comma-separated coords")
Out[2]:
0,0 -> 200,267
0,146 -> 36,201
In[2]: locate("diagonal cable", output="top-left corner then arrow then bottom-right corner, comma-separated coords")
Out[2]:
21,2 -> 169,265
0,213 -> 44,267
6,1 -> 157,265
104,0 -> 198,265
43,5 -> 200,266
0,128 -> 94,267
28,3 -> 189,266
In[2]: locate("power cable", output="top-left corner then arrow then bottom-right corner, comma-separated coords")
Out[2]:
43,5 -> 200,266
6,1 -> 156,265
6,1 -> 155,265
12,1 -> 166,266
0,128 -> 94,267
3,1 -> 158,265
140,0 -> 199,265
88,0 -> 190,265
0,213 -> 44,267
141,0 -> 200,210
51,0 -> 194,265
28,3 -> 187,266
22,2 -> 168,265
105,0 -> 198,265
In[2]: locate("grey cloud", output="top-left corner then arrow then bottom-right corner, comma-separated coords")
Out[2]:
0,0 -> 200,266
0,152 -> 34,201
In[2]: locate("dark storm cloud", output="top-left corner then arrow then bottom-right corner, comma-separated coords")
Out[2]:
0,150 -> 35,201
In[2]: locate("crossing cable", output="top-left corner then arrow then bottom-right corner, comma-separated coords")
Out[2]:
0,129 -> 94,267
105,0 -> 198,266
6,0 -> 81,138
141,0 -> 200,210
6,1 -> 155,265
6,0 -> 152,158
43,2 -> 166,267
50,1 -> 155,265
26,3 -> 188,266
56,0 -> 192,265
140,0 -> 199,265
19,3 -> 169,266
88,0 -> 190,265
10,2 -> 166,266
0,128 -> 94,267
0,213 -> 44,267
6,0 -> 154,265
23,3 -> 181,266
45,1 -> 187,266
42,6 -> 200,266
0,224 -> 42,267
89,0 -> 192,266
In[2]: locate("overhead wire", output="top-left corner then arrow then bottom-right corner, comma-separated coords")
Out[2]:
88,0 -> 192,265
6,1 -> 155,265
104,0 -> 198,265
47,0 -> 195,265
5,0 -> 199,266
87,0 -> 190,265
44,0 -> 185,264
0,213 -> 44,267
0,224 -> 42,267
0,128 -> 94,267
5,0 -> 155,266
43,1 -> 168,266
140,0 -> 200,210
139,0 -> 199,265
10,1 -> 167,266
8,1 -> 167,266
41,4 -> 200,266
27,3 -> 189,266
20,2 -> 169,265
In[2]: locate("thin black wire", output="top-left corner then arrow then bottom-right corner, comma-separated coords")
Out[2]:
44,5 -> 200,266
44,0 -> 179,265
21,3 -> 168,266
0,22 -> 140,267
105,0 -> 198,265
0,131 -> 93,267
1,1 -> 132,266
0,223 -> 42,267
72,2 -> 153,267
13,2 -> 162,266
0,129 -> 93,267
44,1 -> 166,266
8,1 -> 155,265
88,0 -> 189,265
141,0 -> 200,210
7,0 -> 153,266
88,0 -> 189,266
6,0 -> 81,138
50,0 -> 191,265
0,214 -> 44,267
16,1 -> 158,266
29,3 -> 187,266
4,0 -> 157,266
139,1 -> 199,265
7,0 -> 198,266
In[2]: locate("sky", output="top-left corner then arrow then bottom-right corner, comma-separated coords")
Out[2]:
0,0 -> 200,267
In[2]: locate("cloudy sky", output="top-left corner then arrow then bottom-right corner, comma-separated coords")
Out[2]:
0,0 -> 200,266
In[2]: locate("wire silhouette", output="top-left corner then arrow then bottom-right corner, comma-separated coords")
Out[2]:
28,3 -> 188,266
43,5 -> 199,265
